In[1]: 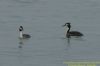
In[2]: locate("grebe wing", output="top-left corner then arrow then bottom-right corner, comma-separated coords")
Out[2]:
23,34 -> 31,38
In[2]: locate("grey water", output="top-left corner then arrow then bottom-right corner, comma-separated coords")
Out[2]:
0,0 -> 100,66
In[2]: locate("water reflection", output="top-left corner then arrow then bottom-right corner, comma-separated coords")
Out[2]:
67,38 -> 70,44
18,47 -> 23,64
18,38 -> 28,65
19,39 -> 24,48
18,38 -> 30,48
62,37 -> 71,51
72,36 -> 86,41
66,38 -> 71,50
18,43 -> 24,65
62,36 -> 85,51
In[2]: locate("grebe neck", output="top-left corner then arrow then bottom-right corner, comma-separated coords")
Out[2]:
66,27 -> 70,38
20,31 -> 23,38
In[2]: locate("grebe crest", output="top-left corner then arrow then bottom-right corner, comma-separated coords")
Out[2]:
63,22 -> 83,38
19,26 -> 31,39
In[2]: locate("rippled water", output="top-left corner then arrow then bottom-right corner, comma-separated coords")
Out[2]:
0,0 -> 100,66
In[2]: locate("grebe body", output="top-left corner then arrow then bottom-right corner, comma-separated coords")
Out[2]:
69,31 -> 83,36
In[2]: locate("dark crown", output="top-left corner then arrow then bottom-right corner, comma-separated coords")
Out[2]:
19,26 -> 23,31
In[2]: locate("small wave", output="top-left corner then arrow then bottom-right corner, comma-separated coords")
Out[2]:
14,0 -> 38,3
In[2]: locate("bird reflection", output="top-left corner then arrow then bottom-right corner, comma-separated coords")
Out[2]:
62,37 -> 71,51
67,38 -> 70,44
66,38 -> 71,50
18,42 -> 24,65
19,38 -> 24,48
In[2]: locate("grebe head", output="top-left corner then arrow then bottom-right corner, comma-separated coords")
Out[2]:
19,26 -> 24,31
63,22 -> 71,28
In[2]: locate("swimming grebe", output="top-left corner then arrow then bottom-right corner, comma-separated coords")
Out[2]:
63,23 -> 83,38
19,26 -> 31,39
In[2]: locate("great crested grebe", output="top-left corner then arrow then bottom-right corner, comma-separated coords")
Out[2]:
19,26 -> 31,39
63,23 -> 83,38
